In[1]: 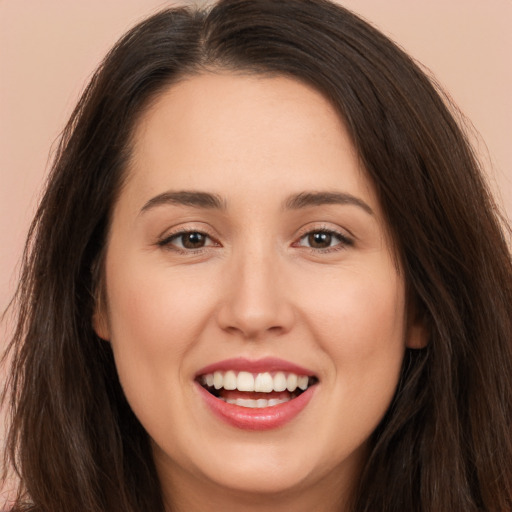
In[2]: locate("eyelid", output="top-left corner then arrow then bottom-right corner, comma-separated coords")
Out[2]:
155,223 -> 354,254
293,224 -> 354,252
157,225 -> 221,252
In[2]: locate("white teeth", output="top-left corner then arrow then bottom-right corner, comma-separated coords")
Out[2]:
213,371 -> 223,390
221,397 -> 291,408
286,373 -> 297,392
223,370 -> 237,390
237,371 -> 255,392
297,375 -> 309,391
273,372 -> 287,392
200,370 -> 313,393
254,372 -> 273,392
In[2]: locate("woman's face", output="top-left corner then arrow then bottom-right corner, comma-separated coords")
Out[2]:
95,73 -> 424,506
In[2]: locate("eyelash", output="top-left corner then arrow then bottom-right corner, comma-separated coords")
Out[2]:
157,229 -> 219,254
294,227 -> 354,253
157,227 -> 353,254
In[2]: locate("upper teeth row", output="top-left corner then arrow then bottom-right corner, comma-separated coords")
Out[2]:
200,371 -> 310,393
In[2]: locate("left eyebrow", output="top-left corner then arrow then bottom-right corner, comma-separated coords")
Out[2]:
139,190 -> 226,214
284,191 -> 374,215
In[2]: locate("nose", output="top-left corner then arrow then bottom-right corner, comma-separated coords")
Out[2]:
216,246 -> 295,340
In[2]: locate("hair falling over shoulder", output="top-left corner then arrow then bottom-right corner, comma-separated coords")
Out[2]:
2,1 -> 511,511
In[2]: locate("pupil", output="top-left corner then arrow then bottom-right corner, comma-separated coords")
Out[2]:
309,232 -> 331,248
183,232 -> 205,249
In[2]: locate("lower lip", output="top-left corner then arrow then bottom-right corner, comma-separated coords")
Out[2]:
196,383 -> 316,430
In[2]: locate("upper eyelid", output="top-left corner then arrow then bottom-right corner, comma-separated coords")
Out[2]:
296,229 -> 352,246
156,229 -> 219,251
292,224 -> 356,252
156,223 -> 354,247
158,223 -> 217,240
295,223 -> 354,241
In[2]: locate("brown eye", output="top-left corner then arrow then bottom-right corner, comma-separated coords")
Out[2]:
181,232 -> 207,249
159,231 -> 216,251
296,229 -> 353,251
307,232 -> 333,249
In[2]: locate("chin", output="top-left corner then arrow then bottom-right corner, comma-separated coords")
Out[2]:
207,458 -> 313,495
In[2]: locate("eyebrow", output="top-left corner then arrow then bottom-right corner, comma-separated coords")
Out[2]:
140,191 -> 226,214
284,191 -> 374,215
139,189 -> 373,216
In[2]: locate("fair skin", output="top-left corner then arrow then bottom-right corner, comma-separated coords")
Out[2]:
94,72 -> 424,512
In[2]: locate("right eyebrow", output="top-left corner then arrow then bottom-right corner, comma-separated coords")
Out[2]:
139,190 -> 226,215
284,191 -> 374,215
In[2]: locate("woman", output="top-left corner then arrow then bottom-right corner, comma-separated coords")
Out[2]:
2,0 -> 511,510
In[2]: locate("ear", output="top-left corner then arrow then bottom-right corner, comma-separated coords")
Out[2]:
92,279 -> 110,341
405,320 -> 428,349
92,306 -> 110,341
405,302 -> 428,349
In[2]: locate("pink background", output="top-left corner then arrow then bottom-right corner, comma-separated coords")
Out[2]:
1,0 -> 511,323
0,0 -> 511,500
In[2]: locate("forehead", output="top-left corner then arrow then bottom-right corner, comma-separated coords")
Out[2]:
123,72 -> 378,212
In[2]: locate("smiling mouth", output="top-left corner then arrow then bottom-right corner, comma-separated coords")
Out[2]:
197,370 -> 319,408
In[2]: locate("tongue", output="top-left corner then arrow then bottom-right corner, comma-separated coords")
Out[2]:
219,389 -> 293,401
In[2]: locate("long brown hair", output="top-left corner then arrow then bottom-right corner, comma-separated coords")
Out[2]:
2,1 -> 511,510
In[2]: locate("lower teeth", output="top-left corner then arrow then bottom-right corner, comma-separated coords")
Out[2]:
221,397 -> 290,408
200,382 -> 310,408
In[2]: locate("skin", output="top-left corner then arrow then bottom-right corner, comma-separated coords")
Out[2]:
94,72 -> 425,512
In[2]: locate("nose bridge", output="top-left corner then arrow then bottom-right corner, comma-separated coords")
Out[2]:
217,239 -> 293,338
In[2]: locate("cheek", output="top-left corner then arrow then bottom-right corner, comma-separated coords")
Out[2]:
299,264 -> 406,401
308,269 -> 406,454
304,262 -> 404,336
106,256 -> 217,355
103,254 -> 220,417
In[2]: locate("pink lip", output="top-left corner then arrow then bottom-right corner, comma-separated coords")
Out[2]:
194,357 -> 318,431
196,382 -> 316,431
195,357 -> 315,377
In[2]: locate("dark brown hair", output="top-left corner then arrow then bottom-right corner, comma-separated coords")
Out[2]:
2,1 -> 511,511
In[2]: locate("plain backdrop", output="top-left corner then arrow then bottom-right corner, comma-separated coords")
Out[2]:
0,0 -> 511,501
1,0 -> 511,325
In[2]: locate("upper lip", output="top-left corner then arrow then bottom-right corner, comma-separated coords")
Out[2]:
195,357 -> 316,377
